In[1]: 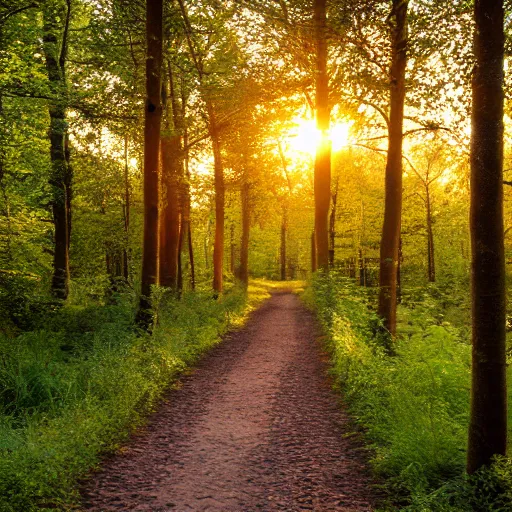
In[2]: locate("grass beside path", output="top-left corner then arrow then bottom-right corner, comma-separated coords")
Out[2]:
304,273 -> 512,511
0,280 -> 298,512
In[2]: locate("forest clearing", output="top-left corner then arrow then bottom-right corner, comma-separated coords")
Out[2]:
1,0 -> 512,510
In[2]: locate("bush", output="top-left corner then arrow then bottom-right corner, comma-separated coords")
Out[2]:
305,272 -> 512,510
0,283 -> 265,511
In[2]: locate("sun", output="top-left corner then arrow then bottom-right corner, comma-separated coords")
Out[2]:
287,117 -> 352,155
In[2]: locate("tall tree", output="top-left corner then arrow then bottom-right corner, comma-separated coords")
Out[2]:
467,0 -> 507,474
377,0 -> 408,339
177,0 -> 228,295
159,66 -> 181,291
239,179 -> 250,286
313,0 -> 331,271
178,79 -> 195,291
136,0 -> 163,328
42,0 -> 72,300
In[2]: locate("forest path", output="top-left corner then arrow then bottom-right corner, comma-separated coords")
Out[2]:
81,291 -> 376,511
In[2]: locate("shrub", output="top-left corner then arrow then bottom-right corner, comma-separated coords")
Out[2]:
306,272 -> 512,510
0,283 -> 266,511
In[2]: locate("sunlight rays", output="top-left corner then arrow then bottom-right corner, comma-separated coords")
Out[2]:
287,117 -> 353,156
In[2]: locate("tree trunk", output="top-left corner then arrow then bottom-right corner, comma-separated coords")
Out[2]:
240,181 -> 250,287
467,0 -> 507,475
230,223 -> 235,274
205,215 -> 211,270
397,237 -> 403,304
208,102 -> 225,296
280,207 -> 287,281
123,134 -> 130,281
65,132 -> 72,254
311,231 -> 317,273
160,65 -> 182,291
426,188 -> 435,282
313,0 -> 331,271
159,133 -> 181,290
42,0 -> 71,301
377,0 -> 408,339
188,223 -> 195,289
136,0 -> 163,328
329,178 -> 338,267
179,124 -> 195,291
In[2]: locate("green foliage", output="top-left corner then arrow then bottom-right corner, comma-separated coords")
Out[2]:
306,272 -> 512,511
0,285 -> 256,511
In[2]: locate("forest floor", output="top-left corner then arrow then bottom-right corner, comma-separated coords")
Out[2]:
80,290 -> 378,511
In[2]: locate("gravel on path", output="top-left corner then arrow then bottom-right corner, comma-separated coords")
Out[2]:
81,291 -> 377,511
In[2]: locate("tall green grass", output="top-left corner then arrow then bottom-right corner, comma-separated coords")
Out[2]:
0,281 -> 271,511
304,273 -> 512,511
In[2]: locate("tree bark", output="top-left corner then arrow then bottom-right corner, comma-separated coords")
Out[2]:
467,0 -> 507,474
179,118 -> 195,291
136,0 -> 163,328
377,0 -> 408,339
208,102 -> 225,296
188,223 -> 195,289
280,208 -> 287,281
426,188 -> 435,282
230,223 -> 235,274
159,67 -> 182,291
42,0 -> 71,301
159,133 -> 181,290
329,177 -> 338,267
123,134 -> 130,281
313,0 -> 331,271
311,230 -> 317,273
240,181 -> 250,287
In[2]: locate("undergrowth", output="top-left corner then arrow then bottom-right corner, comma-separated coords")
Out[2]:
0,279 -> 272,512
304,272 -> 512,511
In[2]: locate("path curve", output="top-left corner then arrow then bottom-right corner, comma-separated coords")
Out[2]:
82,292 -> 376,511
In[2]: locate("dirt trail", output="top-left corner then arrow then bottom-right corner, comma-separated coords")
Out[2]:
82,292 -> 377,511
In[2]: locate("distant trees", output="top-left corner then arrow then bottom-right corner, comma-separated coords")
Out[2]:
405,141 -> 450,283
467,0 -> 507,474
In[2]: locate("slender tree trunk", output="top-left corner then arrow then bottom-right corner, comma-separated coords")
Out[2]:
359,199 -> 366,286
179,124 -> 195,291
205,215 -> 211,270
136,0 -> 163,328
426,188 -> 435,282
358,248 -> 365,286
313,0 -> 331,271
123,134 -> 130,281
240,181 -> 250,287
467,0 -> 507,474
42,0 -> 71,301
160,65 -> 182,291
329,178 -> 338,267
280,207 -> 287,281
230,223 -> 235,274
159,133 -> 180,290
188,223 -> 195,289
377,0 -> 408,339
177,224 -> 183,293
208,102 -> 225,295
64,132 -> 72,253
311,230 -> 317,273
177,75 -> 195,292
397,237 -> 403,304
